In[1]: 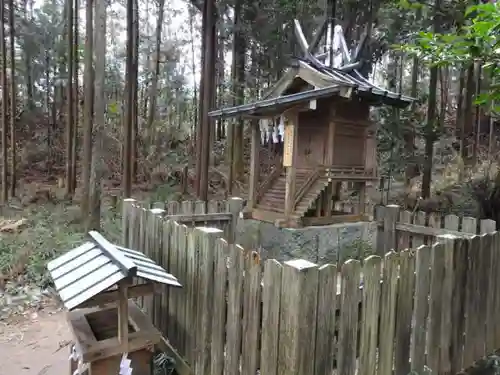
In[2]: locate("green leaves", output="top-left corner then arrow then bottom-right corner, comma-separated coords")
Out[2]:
403,2 -> 500,67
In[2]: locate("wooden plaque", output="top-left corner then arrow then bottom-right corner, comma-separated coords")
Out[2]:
283,123 -> 295,167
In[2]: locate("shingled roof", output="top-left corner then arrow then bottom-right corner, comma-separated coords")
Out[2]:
208,20 -> 414,119
47,231 -> 181,310
208,59 -> 413,118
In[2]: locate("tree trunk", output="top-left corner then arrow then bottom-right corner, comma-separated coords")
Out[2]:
1,1 -> 8,203
473,62 -> 482,159
146,0 -> 166,137
216,23 -> 225,141
65,0 -> 75,198
199,0 -> 217,200
123,0 -> 135,197
455,66 -> 465,136
195,1 -> 208,196
71,0 -> 79,193
405,52 -> 419,186
87,0 -> 107,231
131,0 -> 139,183
81,0 -> 94,221
22,0 -> 34,111
462,63 -> 475,160
421,0 -> 440,199
231,0 -> 245,182
188,6 -> 197,149
8,0 -> 16,197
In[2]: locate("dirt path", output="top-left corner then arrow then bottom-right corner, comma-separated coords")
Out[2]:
0,307 -> 71,375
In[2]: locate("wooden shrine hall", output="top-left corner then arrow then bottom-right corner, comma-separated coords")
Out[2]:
209,20 -> 413,228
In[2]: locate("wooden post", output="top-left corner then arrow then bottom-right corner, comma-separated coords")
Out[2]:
118,279 -> 130,351
182,165 -> 188,195
383,205 -> 400,253
195,227 -> 224,375
121,198 -> 136,247
356,181 -> 366,215
278,259 -> 319,375
325,182 -> 334,215
284,112 -> 298,219
227,197 -> 244,244
248,121 -> 260,209
326,110 -> 336,165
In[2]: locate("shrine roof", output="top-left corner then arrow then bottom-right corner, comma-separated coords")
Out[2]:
208,59 -> 413,119
47,231 -> 181,310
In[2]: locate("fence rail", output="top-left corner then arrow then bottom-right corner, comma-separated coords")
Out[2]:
122,198 -> 500,375
375,204 -> 496,253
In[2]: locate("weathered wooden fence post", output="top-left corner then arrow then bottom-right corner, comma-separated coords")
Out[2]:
260,259 -> 283,375
150,207 -> 165,328
382,204 -> 400,254
337,259 -> 362,375
278,259 -> 319,375
225,244 -> 245,375
226,196 -> 244,244
194,226 -> 224,375
210,238 -> 230,375
121,198 -> 135,246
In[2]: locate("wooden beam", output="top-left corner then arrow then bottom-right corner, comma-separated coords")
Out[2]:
302,214 -> 368,226
293,19 -> 309,54
308,18 -> 327,53
165,212 -> 232,222
376,222 -> 475,239
79,282 -> 156,309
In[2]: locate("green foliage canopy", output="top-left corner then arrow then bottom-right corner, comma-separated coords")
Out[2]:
402,2 -> 500,111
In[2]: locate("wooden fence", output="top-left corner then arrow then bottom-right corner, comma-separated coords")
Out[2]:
122,199 -> 500,375
121,197 -> 244,245
375,204 -> 497,253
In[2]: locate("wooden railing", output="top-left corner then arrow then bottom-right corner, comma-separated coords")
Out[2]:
256,155 -> 283,203
323,165 -> 378,179
293,168 -> 321,208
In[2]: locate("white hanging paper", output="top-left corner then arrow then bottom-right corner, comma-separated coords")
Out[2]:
272,126 -> 279,143
69,343 -> 89,375
119,353 -> 133,375
278,117 -> 284,140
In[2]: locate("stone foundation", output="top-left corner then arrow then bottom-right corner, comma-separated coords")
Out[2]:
236,219 -> 377,265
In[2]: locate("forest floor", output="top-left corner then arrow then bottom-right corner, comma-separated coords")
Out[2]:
0,177 -> 183,372
0,301 -> 70,375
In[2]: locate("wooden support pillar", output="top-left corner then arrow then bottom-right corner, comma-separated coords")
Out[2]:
118,279 -> 130,351
284,112 -> 298,219
325,181 -> 334,215
315,193 -> 322,217
326,116 -> 336,165
357,181 -> 366,214
248,120 -> 260,209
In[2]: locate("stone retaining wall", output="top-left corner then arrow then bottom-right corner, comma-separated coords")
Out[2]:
236,219 -> 377,264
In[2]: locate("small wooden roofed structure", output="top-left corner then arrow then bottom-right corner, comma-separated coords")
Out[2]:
47,231 -> 181,375
208,19 -> 413,228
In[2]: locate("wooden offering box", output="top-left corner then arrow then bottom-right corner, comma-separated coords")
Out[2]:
68,301 -> 160,375
47,231 -> 181,375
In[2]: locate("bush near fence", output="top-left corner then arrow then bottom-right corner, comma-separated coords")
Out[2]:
122,199 -> 500,375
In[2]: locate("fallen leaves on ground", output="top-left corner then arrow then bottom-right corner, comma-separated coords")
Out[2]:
0,218 -> 29,233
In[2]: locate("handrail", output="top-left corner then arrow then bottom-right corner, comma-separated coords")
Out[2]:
294,168 -> 321,208
256,155 -> 283,202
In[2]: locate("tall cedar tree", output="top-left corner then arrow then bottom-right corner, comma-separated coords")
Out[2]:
0,0 -> 7,203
